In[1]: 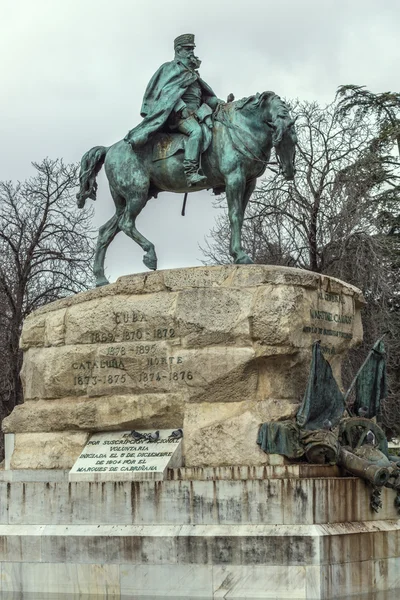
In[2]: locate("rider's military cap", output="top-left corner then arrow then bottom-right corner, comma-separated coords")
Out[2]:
174,34 -> 195,49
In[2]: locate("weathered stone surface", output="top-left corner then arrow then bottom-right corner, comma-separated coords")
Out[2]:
2,394 -> 185,433
0,468 -> 400,598
174,287 -> 253,347
10,432 -> 89,469
8,265 -> 365,469
1,472 -> 399,526
44,308 -> 67,347
183,399 -> 297,467
19,313 -> 46,349
20,344 -> 256,402
21,264 -> 365,315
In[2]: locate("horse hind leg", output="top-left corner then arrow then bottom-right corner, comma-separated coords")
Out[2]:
119,190 -> 158,271
93,186 -> 124,287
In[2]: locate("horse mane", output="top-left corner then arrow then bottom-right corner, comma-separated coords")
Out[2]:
235,92 -> 293,145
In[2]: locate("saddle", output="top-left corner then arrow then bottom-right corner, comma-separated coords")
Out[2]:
152,122 -> 212,162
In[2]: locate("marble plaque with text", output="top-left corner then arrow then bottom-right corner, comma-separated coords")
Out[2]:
69,429 -> 182,481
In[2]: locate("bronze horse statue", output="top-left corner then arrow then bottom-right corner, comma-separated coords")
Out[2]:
77,91 -> 297,286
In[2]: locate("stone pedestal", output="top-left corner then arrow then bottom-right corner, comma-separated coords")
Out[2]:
3,265 -> 364,470
0,466 -> 399,598
3,266 -> 397,599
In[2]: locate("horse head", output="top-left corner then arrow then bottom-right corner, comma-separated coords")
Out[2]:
234,92 -> 297,180
268,118 -> 297,181
263,93 -> 297,180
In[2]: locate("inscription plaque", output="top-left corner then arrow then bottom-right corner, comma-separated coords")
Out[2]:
69,429 -> 183,482
302,290 -> 355,354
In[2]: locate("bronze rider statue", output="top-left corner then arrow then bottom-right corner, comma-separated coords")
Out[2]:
124,33 -> 223,186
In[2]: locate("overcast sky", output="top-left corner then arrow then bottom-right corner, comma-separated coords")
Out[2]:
1,0 -> 399,282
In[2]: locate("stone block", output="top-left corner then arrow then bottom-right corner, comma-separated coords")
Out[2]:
183,400 -> 295,467
44,308 -> 67,347
3,477 -> 399,528
120,563 -> 213,597
19,313 -> 46,350
0,525 -> 44,562
174,286 -> 253,347
64,291 -> 178,347
10,432 -> 89,470
115,269 -> 166,295
212,564 -> 307,598
162,264 -> 234,290
2,393 -> 185,433
0,562 -> 120,595
4,434 -> 14,470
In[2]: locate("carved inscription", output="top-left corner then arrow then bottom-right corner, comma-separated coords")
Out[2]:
73,374 -> 126,386
114,311 -> 147,324
303,325 -> 353,340
90,312 -> 176,344
72,311 -> 196,390
90,329 -> 176,343
69,430 -> 182,480
302,292 -> 354,345
310,309 -> 352,325
317,291 -> 345,304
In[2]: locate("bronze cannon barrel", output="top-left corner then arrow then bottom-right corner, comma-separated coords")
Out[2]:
339,447 -> 391,486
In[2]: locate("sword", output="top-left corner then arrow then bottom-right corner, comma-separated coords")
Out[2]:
181,192 -> 188,216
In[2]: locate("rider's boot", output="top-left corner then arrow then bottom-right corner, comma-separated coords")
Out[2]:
183,159 -> 207,186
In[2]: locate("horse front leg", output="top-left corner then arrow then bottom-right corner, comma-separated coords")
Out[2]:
243,178 -> 257,214
119,191 -> 158,271
226,172 -> 254,265
94,214 -> 120,286
93,187 -> 124,287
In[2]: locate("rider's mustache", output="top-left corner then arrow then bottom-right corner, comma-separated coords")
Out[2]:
181,50 -> 201,69
192,55 -> 201,69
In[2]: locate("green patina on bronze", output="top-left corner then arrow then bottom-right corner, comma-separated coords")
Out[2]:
350,338 -> 387,418
257,421 -> 302,459
339,417 -> 388,456
257,339 -> 400,513
75,34 -> 297,287
124,32 -> 218,187
300,429 -> 339,465
296,342 -> 345,430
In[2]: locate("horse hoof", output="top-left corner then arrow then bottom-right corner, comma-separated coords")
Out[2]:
143,252 -> 157,271
235,254 -> 254,265
95,276 -> 110,287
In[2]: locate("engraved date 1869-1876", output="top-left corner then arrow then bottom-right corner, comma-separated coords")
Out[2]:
90,328 -> 175,344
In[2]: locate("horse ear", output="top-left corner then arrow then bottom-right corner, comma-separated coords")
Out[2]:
266,120 -> 276,130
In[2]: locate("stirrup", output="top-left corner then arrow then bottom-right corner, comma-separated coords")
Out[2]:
183,159 -> 207,186
186,171 -> 207,186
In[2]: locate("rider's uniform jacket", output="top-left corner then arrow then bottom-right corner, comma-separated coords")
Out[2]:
125,59 -> 217,147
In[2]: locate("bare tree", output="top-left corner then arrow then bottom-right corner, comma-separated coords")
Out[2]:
0,159 -> 95,455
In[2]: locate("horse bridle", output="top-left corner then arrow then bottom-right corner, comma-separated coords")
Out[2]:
214,105 -> 274,166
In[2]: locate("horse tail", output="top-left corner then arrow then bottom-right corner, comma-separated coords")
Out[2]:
76,146 -> 108,208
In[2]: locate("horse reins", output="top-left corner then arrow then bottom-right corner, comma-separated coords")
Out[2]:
181,105 -> 275,216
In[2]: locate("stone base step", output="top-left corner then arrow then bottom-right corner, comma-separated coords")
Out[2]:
1,473 -> 399,526
0,522 -> 399,598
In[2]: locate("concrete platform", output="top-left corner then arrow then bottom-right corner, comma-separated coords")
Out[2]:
0,468 -> 399,598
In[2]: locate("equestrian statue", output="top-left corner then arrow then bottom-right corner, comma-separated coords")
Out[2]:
76,34 -> 297,287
